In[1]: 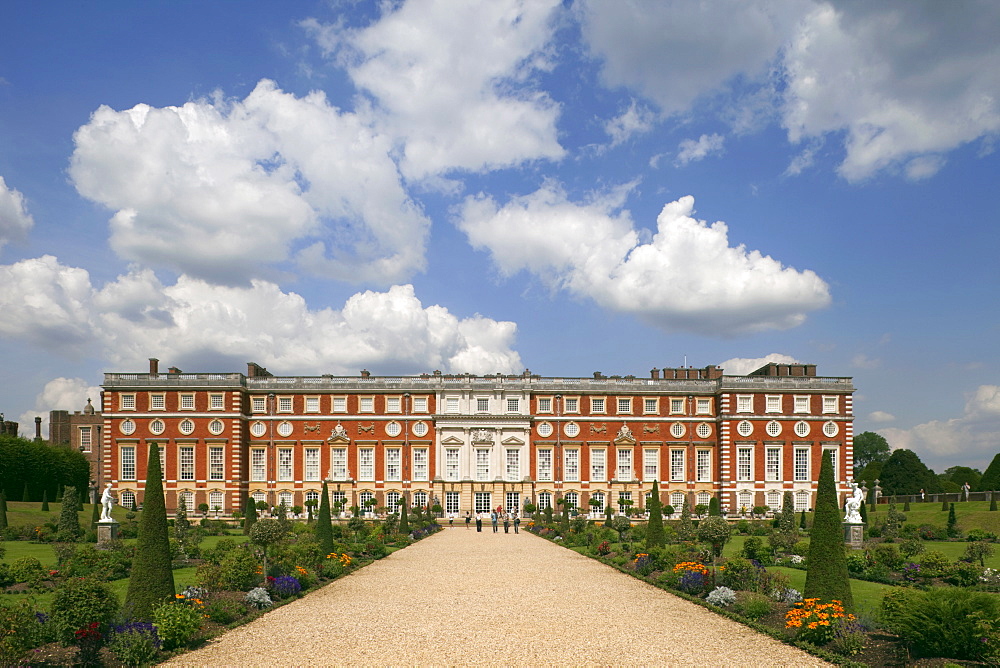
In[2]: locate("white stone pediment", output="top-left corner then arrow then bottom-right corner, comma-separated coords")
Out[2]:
441,435 -> 465,445
500,435 -> 525,446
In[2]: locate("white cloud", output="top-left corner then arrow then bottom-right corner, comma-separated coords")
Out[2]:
69,80 -> 429,286
0,176 -> 34,251
304,0 -> 565,180
17,377 -> 102,440
604,101 -> 656,147
867,410 -> 896,423
716,354 -> 799,376
456,185 -> 830,335
0,257 -> 522,376
851,354 -> 881,369
675,133 -> 725,165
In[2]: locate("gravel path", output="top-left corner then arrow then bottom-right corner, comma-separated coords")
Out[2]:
165,528 -> 829,667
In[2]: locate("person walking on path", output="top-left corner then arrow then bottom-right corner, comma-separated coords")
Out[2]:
503,512 -> 510,533
513,512 -> 520,533
491,510 -> 499,533
475,511 -> 482,532
465,511 -> 472,529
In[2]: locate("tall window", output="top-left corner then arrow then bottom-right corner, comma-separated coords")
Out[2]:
329,491 -> 346,510
824,448 -> 838,482
251,449 -> 266,482
616,449 -> 633,480
279,492 -> 293,509
506,492 -> 520,513
506,449 -> 520,481
305,490 -> 319,505
794,448 -> 810,481
180,491 -> 194,512
795,491 -> 810,511
696,450 -> 711,482
564,449 -> 579,482
445,448 -> 460,481
331,448 -> 347,480
159,448 -> 165,480
79,427 -> 92,452
120,446 -> 136,480
209,447 -> 224,481
590,492 -> 605,514
537,448 -> 552,481
537,492 -> 552,510
618,491 -> 632,511
475,492 -> 492,513
737,447 -> 753,481
767,490 -> 781,510
179,446 -> 194,481
278,448 -> 293,481
359,448 -> 374,481
359,491 -> 374,512
475,449 -> 490,481
765,447 -> 781,482
386,491 -> 401,510
670,449 -> 684,482
304,448 -> 320,481
386,448 -> 401,481
413,448 -> 428,481
446,491 -> 460,514
670,492 -> 685,510
644,449 -> 659,481
564,491 -> 578,511
591,449 -> 606,481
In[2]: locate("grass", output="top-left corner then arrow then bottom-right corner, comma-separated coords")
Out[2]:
868,499 -> 1000,535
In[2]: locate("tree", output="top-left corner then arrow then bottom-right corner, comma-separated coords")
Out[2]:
304,498 -> 317,523
854,461 -> 883,488
991,493 -> 997,512
779,491 -> 796,535
977,453 -> 1000,492
242,494 -> 258,535
57,486 -> 82,538
942,466 -> 981,491
41,489 -> 49,512
0,491 -> 6,530
249,518 -> 286,580
947,502 -> 959,538
645,480 -> 665,549
852,431 -> 890,474
90,495 -> 100,530
678,496 -> 694,541
708,496 -> 721,517
879,449 -> 939,496
697,516 -> 732,558
398,495 -> 410,535
805,450 -> 853,609
315,482 -> 334,556
125,442 -> 175,621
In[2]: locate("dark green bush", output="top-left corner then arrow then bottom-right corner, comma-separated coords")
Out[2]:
918,550 -> 952,578
203,598 -> 248,625
0,599 -> 46,664
734,592 -> 772,620
9,556 -> 45,586
217,546 -> 261,591
945,561 -> 983,587
892,588 -> 1000,661
49,577 -> 119,644
872,542 -> 904,570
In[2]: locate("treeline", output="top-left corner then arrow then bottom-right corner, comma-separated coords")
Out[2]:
0,434 -> 91,502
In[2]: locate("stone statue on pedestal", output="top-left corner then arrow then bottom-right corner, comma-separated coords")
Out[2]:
843,482 -> 863,524
100,483 -> 116,522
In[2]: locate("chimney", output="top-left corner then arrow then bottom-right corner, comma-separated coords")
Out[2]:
593,371 -> 603,379
360,369 -> 371,378
650,368 -> 660,380
149,358 -> 159,374
34,416 -> 42,441
168,366 -> 182,374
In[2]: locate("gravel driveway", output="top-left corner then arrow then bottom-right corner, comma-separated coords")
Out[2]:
164,528 -> 829,667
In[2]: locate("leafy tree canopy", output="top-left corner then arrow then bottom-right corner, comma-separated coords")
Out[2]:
852,431 -> 890,474
879,448 -> 939,496
978,452 -> 1000,492
854,460 -> 883,486
941,466 -> 981,489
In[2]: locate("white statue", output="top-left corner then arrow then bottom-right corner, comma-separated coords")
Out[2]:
843,482 -> 864,524
100,483 -> 116,522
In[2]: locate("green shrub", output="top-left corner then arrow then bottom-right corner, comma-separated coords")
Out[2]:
945,561 -> 983,587
899,539 -> 925,560
57,541 -> 133,581
107,622 -> 162,667
966,528 -> 997,541
720,556 -> 764,592
9,556 -> 45,586
872,542 -> 904,570
204,598 -> 248,625
152,599 -> 204,651
892,588 -> 1000,661
741,536 -> 772,563
964,541 -> 996,568
879,587 -> 920,633
918,550 -> 952,578
734,592 -> 772,620
218,546 -> 262,591
49,577 -> 119,644
0,599 -> 45,665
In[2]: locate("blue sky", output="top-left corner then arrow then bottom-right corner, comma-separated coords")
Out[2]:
1,1 -> 998,473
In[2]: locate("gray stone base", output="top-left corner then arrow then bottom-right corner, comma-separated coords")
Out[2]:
843,522 -> 864,549
96,521 -> 120,546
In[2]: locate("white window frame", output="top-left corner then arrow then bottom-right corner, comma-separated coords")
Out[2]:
304,396 -> 320,413
643,448 -> 659,481
79,426 -> 92,452
563,397 -> 579,413
304,448 -> 320,482
695,398 -> 712,415
331,448 -> 348,480
475,492 -> 492,513
476,397 -> 490,413
251,448 -> 266,482
590,449 -> 606,482
446,397 -> 460,414
179,446 -> 194,481
445,448 -> 461,481
669,449 -> 684,482
413,448 -> 429,481
669,397 -> 685,414
149,393 -> 165,411
696,449 -> 711,482
822,396 -> 838,414
564,449 -> 579,482
358,448 -> 374,481
824,447 -> 838,482
209,490 -> 225,512
120,393 -> 136,411
506,397 -> 520,413
617,397 -> 632,414
736,395 -> 753,413
209,393 -> 225,411
332,396 -> 347,413
277,396 -> 293,413
737,446 -> 753,482
794,395 -> 810,414
209,446 -> 225,481
537,397 -> 553,413
412,396 -> 428,413
446,491 -> 460,515
252,396 -> 266,413
120,446 -> 136,480
386,396 -> 402,413
765,395 -> 782,413
590,397 -> 606,414
278,448 -> 293,482
537,448 -> 552,482
360,396 -> 375,413
765,446 -> 782,482
475,448 -> 490,481
386,448 -> 401,481
644,397 -> 659,414
179,393 -> 195,410
616,448 -> 633,481
794,447 -> 810,482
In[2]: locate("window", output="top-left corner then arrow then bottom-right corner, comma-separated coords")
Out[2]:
276,421 -> 293,437
697,491 -> 711,507
737,420 -> 753,437
252,491 -> 266,504
120,394 -> 136,410
306,490 -> 319,505
121,490 -> 136,510
385,422 -> 402,438
794,396 -> 810,414
590,492 -> 605,514
278,448 -> 293,481
446,397 -> 459,414
279,492 -> 293,509
150,419 -> 165,435
617,491 -> 632,511
537,492 -> 552,510
180,492 -> 194,513
670,398 -> 685,414
670,422 -> 686,439
592,397 -> 608,414
737,490 -> 753,512
590,449 -> 606,482
412,396 -> 428,413
736,395 -> 753,413
824,448 -> 838,481
794,447 -> 810,481
386,448 -> 401,481
644,448 -> 659,481
413,491 -> 427,509
412,421 -> 428,437
329,490 -> 345,511
359,448 -> 374,481
178,393 -> 194,410
210,393 -> 225,410
696,423 -> 711,438
670,492 -> 685,510
616,449 -> 633,480
120,419 -> 136,435
506,492 -> 520,513
564,449 -> 579,482
176,419 -> 193,435
476,449 -> 490,481
794,421 -> 810,437
795,491 -> 810,511
644,398 -> 658,414
537,422 -> 553,438
765,395 -> 781,413
331,396 -> 346,412
823,421 -> 839,437
150,394 -> 165,410
386,491 -> 401,510
563,397 -> 579,413
159,448 -> 165,480
765,420 -> 781,437
737,447 -> 753,481
209,447 -> 224,481
305,448 -> 320,481
564,422 -> 580,437
278,396 -> 292,412
767,490 -> 781,510
504,449 -> 520,481
120,446 -> 136,480
476,397 -> 489,412
475,492 -> 492,513
506,398 -> 519,413
670,449 -> 684,481
204,420 -> 222,436
79,427 -> 92,452
446,491 -> 460,515
252,396 -> 266,413
445,448 -> 460,481
331,448 -> 347,480
360,397 -> 374,413
414,448 -> 429,481
617,397 -> 631,414
179,446 -> 194,481
696,450 -> 711,482
765,447 -> 781,482
304,396 -> 320,413
823,396 -> 838,414
359,491 -> 374,512
537,449 -> 552,481
538,397 -> 552,413
696,398 -> 711,415
251,449 -> 266,482
386,397 -> 401,413
250,421 -> 266,438
564,492 -> 578,511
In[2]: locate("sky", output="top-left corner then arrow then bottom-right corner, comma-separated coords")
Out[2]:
1,0 -> 998,474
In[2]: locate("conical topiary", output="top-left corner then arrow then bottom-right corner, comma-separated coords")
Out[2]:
991,493 -> 997,512
708,495 -> 721,517
645,480 -> 665,549
41,489 -> 50,512
90,497 -> 100,530
804,450 -> 853,609
57,486 -> 82,538
243,494 -> 258,535
124,442 -> 175,621
398,494 -> 410,535
0,491 -> 7,530
678,496 -> 694,541
22,481 -> 29,503
315,482 -> 334,555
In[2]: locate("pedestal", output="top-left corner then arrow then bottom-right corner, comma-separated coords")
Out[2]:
96,520 -> 120,547
843,522 -> 864,549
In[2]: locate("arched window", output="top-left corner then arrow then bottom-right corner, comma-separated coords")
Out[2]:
590,492 -> 605,515
537,491 -> 552,509
670,491 -> 685,510
120,490 -> 136,510
386,491 -> 401,509
795,491 -> 810,511
564,491 -> 579,511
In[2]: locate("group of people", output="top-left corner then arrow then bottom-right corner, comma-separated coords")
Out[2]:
464,507 -> 520,534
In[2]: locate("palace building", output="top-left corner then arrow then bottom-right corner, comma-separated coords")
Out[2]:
99,359 -> 854,517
